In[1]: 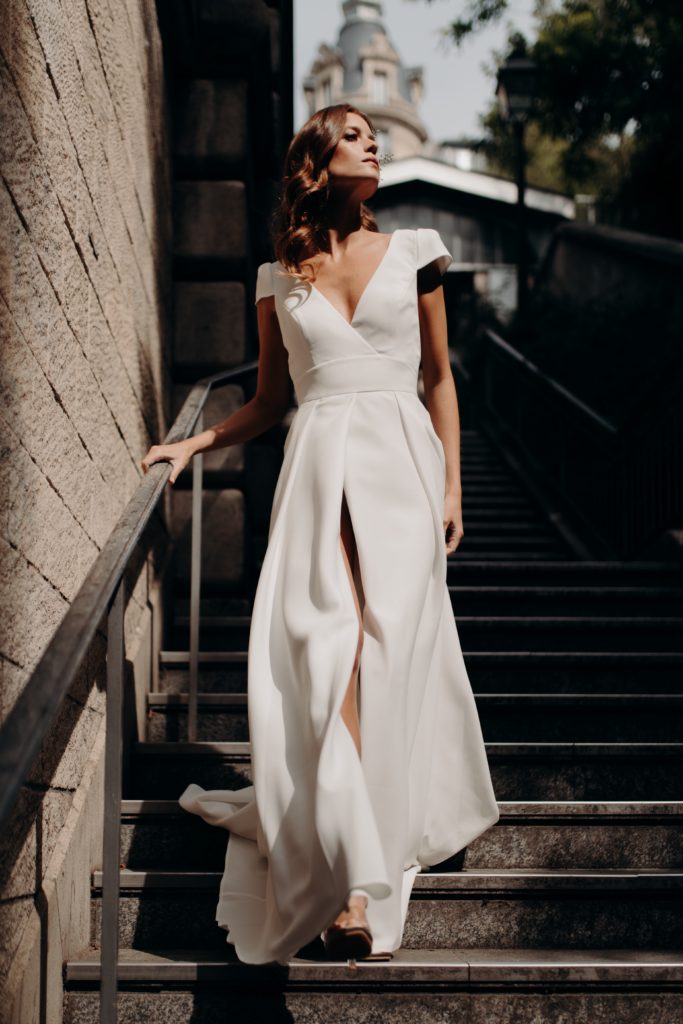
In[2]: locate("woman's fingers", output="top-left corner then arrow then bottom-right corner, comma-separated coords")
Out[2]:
443,516 -> 464,554
140,443 -> 191,485
168,455 -> 188,485
140,445 -> 169,474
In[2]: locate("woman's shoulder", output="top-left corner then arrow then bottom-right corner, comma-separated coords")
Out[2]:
255,261 -> 275,304
414,227 -> 453,276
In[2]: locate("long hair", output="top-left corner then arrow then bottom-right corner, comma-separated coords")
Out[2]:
271,104 -> 380,283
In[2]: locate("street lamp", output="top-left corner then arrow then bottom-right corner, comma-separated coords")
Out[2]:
496,51 -> 538,318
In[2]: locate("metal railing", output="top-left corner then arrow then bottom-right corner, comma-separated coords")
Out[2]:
478,329 -> 683,557
0,359 -> 259,1023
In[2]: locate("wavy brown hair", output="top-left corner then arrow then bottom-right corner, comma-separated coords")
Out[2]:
271,104 -> 380,284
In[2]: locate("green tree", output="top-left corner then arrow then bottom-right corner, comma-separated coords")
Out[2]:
418,0 -> 683,238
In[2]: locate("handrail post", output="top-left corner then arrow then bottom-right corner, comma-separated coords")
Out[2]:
100,577 -> 125,1023
188,412 -> 203,742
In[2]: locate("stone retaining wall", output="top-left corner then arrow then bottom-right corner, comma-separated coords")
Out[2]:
0,1 -> 171,1019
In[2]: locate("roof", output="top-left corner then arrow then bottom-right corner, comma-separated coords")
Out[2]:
336,3 -> 413,102
378,155 -> 575,218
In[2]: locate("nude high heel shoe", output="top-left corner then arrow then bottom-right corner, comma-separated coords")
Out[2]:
322,894 -> 373,960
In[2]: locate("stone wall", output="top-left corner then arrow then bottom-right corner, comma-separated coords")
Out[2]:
0,0 -> 171,1019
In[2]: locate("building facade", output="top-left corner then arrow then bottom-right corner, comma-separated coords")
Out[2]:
303,0 -> 428,159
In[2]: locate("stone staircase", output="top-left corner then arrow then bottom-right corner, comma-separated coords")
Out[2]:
63,427 -> 683,1022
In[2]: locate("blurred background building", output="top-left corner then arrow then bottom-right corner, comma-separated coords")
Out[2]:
302,0 -> 573,322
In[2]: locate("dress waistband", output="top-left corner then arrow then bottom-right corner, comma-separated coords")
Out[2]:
294,354 -> 418,404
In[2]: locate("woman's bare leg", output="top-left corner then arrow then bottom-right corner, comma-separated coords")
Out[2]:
327,492 -> 370,939
339,489 -> 364,757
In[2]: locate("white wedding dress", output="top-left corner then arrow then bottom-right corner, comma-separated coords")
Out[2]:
178,227 -> 499,964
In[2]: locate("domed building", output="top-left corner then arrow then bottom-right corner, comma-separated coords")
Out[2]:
303,0 -> 428,159
302,0 -> 573,323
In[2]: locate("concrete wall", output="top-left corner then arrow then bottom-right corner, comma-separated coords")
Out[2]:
539,221 -> 683,307
0,0 -> 172,1019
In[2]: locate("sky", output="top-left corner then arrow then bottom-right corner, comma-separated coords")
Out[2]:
294,0 -> 538,142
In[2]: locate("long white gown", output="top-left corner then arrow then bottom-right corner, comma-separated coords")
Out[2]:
178,226 -> 500,965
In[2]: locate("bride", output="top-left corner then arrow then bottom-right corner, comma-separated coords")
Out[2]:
141,103 -> 499,964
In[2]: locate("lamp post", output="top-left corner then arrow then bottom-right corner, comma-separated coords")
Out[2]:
496,51 -> 538,319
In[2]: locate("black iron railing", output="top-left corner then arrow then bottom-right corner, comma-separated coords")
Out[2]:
478,329 -> 683,557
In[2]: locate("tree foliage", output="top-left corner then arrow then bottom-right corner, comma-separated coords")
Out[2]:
420,0 -> 683,238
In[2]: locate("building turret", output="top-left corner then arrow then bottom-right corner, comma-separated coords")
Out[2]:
303,0 -> 428,159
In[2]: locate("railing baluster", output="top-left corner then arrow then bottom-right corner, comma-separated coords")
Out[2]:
101,578 -> 125,1024
188,412 -> 204,743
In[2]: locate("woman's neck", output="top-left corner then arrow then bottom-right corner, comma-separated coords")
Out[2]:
318,197 -> 364,250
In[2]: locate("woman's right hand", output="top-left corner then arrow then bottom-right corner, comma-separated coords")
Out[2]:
140,438 -> 197,485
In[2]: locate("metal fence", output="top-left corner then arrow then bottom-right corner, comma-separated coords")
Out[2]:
478,329 -> 683,557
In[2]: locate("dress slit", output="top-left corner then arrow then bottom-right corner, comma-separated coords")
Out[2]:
339,486 -> 364,749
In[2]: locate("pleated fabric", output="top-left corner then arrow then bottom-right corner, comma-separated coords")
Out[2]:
178,227 -> 500,964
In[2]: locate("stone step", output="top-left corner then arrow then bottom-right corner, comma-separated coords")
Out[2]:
173,282 -> 248,371
158,651 -> 683,694
450,522 -> 563,535
458,550 -> 576,563
144,692 -> 683,743
88,869 -> 683,951
131,740 -> 683,800
445,561 -> 683,586
449,537 -> 567,549
451,457 -> 512,467
64,943 -> 683,981
457,475 -> 530,485
455,617 -> 683,651
174,585 -> 683,620
439,506 -> 547,520
173,180 -> 247,273
459,497 -> 540,509
176,589 -> 683,618
118,800 -> 683,872
449,585 -> 683,615
449,551 -> 578,561
167,616 -> 683,652
61,946 -> 683,1023
446,484 -> 531,496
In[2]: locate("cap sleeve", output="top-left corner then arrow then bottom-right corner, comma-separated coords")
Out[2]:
415,227 -> 453,276
254,262 -> 274,304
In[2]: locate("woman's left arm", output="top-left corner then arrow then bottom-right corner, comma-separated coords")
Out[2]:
417,262 -> 464,554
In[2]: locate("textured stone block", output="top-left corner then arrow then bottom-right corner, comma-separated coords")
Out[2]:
171,489 -> 245,583
174,282 -> 247,366
0,536 -> 68,681
0,419 -> 99,601
173,79 -> 248,166
173,181 -> 246,260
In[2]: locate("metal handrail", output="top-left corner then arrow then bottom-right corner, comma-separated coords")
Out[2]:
485,328 -> 619,436
0,358 -> 259,1022
480,329 -> 683,556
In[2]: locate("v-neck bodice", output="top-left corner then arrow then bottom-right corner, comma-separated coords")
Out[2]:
308,229 -> 397,328
255,227 -> 453,406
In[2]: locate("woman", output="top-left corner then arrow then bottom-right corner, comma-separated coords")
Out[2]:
141,103 -> 499,965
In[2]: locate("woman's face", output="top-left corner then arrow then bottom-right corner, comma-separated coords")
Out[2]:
326,113 -> 380,197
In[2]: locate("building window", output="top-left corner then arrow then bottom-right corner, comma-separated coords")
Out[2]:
321,77 -> 332,106
371,70 -> 388,105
